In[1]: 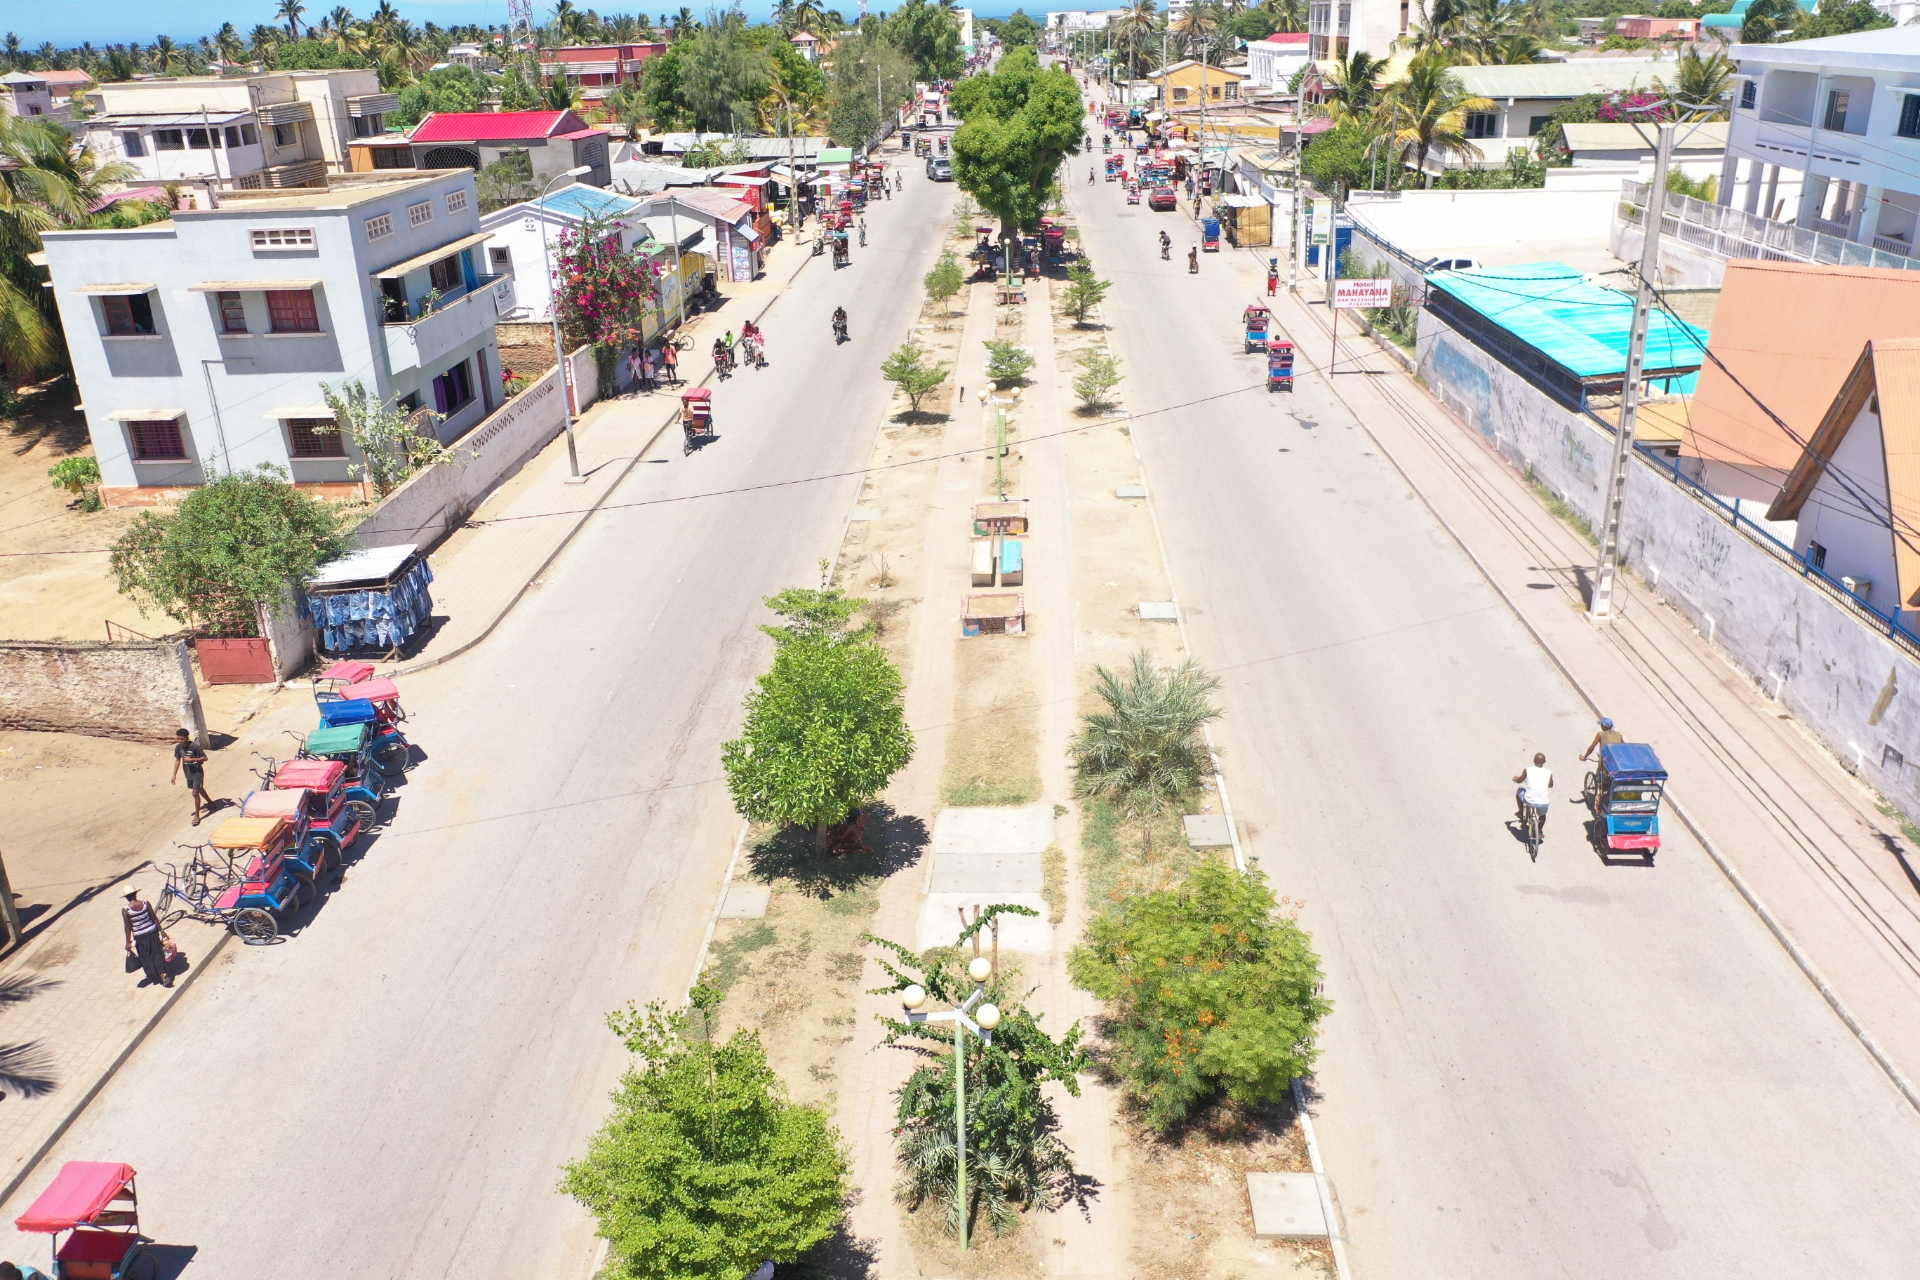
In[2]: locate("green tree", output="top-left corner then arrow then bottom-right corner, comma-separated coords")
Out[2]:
1069,647 -> 1222,853
881,338 -> 950,415
563,999 -> 852,1280
1321,49 -> 1387,124
1740,0 -> 1799,43
1300,120 -> 1382,198
887,0 -> 964,79
827,26 -> 915,146
760,582 -> 869,645
1059,257 -> 1110,326
950,47 -> 1081,247
680,10 -> 774,133
1384,51 -> 1493,183
1069,862 -> 1331,1131
1790,0 -> 1887,39
721,617 -> 914,852
1072,348 -> 1124,413
638,42 -> 692,128
867,911 -> 1088,1237
924,251 -> 965,325
1532,91 -> 1603,163
320,379 -> 454,496
475,146 -> 538,212
983,338 -> 1035,388
272,37 -> 372,69
1653,46 -> 1732,121
998,8 -> 1042,45
388,63 -> 484,126
498,69 -> 545,112
108,466 -> 349,632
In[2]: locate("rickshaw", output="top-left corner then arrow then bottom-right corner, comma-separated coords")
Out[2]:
301,721 -> 392,798
1125,181 -> 1140,204
832,229 -> 850,267
1244,304 -> 1271,352
317,688 -> 411,774
272,756 -> 374,856
1585,742 -> 1668,861
936,134 -> 949,155
1267,339 -> 1295,392
240,787 -> 335,885
15,1161 -> 157,1280
1104,155 -> 1123,181
1201,216 -> 1221,251
900,129 -> 913,151
209,813 -> 306,940
681,387 -> 713,453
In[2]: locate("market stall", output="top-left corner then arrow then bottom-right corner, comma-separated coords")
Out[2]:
301,543 -> 435,659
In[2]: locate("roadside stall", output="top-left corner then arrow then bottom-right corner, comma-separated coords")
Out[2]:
301,543 -> 435,660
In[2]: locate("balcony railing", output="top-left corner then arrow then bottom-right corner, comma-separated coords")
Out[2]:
383,274 -> 501,371
1618,179 -> 1920,272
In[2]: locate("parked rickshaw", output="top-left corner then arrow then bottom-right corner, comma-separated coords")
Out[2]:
681,387 -> 713,453
1201,216 -> 1221,251
317,691 -> 411,774
1244,304 -> 1271,352
272,756 -> 373,855
209,813 -> 305,939
1585,742 -> 1668,861
240,787 -> 334,885
1267,339 -> 1295,392
15,1161 -> 157,1280
302,721 -> 391,798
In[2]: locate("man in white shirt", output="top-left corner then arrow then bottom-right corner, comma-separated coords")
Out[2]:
1513,752 -> 1553,834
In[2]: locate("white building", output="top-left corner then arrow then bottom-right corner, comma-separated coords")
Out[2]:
78,70 -> 398,199
1424,59 -> 1674,170
958,8 -> 976,53
479,183 -> 685,337
1047,10 -> 1119,31
1245,35 -> 1311,92
1720,27 -> 1920,255
41,172 -> 508,505
0,70 -> 61,120
1308,0 -> 1414,62
446,42 -> 502,72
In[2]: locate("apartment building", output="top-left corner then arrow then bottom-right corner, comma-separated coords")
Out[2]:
41,171 -> 506,505
1308,0 -> 1412,62
538,43 -> 667,102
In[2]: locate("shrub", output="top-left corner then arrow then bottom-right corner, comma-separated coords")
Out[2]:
1059,258 -> 1111,325
880,339 -> 950,415
983,339 -> 1035,388
1071,348 -> 1123,413
1068,648 -> 1222,853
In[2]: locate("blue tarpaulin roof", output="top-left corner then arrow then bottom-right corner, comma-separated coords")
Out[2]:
1426,262 -> 1708,380
1600,742 -> 1667,779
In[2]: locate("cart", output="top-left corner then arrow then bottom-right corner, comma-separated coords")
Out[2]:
208,814 -> 305,940
302,722 -> 392,800
1267,339 -> 1294,392
1244,304 -> 1271,352
1201,216 -> 1221,251
1585,742 -> 1667,861
681,387 -> 713,453
301,545 -> 434,660
273,757 -> 376,855
15,1161 -> 156,1280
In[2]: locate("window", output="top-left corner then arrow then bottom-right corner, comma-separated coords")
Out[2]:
351,113 -> 384,138
372,146 -> 412,170
1528,115 -> 1553,135
251,227 -> 315,250
25,104 -> 39,116
445,188 -> 470,215
285,418 -> 345,458
1740,79 -> 1757,110
241,122 -> 259,146
128,419 -> 186,460
225,125 -> 244,148
1224,83 -> 1238,100
489,245 -> 513,276
1823,89 -> 1850,133
408,200 -> 435,229
1901,95 -> 1920,140
101,293 -> 155,336
1808,541 -> 1827,572
273,122 -> 300,148
1465,112 -> 1500,139
428,254 -> 463,293
186,127 -> 220,149
1173,86 -> 1189,103
266,289 -> 319,333
121,131 -> 146,157
365,213 -> 394,241
154,129 -> 184,151
216,291 -> 247,334
432,359 -> 474,414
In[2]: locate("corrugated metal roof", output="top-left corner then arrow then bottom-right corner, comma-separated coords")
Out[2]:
1427,261 -> 1707,379
1447,60 -> 1665,99
1684,260 -> 1920,485
409,110 -> 581,143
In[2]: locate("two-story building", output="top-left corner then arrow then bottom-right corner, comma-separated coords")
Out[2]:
77,69 -> 398,197
41,171 -> 507,505
445,42 -> 502,72
1308,0 -> 1412,62
0,71 -> 60,120
403,110 -> 612,190
1720,27 -> 1920,256
538,44 -> 667,103
1245,35 -> 1311,93
478,184 -> 684,335
1151,60 -> 1247,110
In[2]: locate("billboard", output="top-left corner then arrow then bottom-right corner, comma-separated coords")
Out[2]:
1332,277 -> 1394,309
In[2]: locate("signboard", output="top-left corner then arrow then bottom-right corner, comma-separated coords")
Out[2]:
1310,198 -> 1333,246
1332,277 -> 1394,309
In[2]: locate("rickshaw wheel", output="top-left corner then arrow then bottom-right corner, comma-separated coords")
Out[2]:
1581,770 -> 1599,807
346,798 -> 377,832
379,742 -> 410,774
291,873 -> 316,909
122,1248 -> 160,1280
233,909 -> 277,945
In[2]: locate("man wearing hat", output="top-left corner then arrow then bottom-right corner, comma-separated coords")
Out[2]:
121,886 -> 172,989
1581,717 -> 1625,763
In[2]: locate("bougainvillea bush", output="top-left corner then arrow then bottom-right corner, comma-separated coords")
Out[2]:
552,212 -> 664,356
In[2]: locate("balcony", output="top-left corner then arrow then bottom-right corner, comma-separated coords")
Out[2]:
383,275 -> 502,372
1617,180 -> 1920,273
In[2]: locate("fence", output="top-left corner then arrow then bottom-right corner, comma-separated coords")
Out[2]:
1618,180 -> 1920,273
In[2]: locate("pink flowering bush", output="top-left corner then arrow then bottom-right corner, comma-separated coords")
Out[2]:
552,212 -> 665,356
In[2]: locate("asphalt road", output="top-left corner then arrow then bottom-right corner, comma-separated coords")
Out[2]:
1065,168 -> 1920,1273
0,168 -> 954,1277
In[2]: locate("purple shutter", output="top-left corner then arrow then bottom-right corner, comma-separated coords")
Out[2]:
432,374 -> 449,414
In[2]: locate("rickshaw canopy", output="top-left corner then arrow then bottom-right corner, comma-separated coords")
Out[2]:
338,678 -> 399,704
1599,742 -> 1667,780
318,699 -> 379,727
305,723 -> 370,756
208,815 -> 291,850
682,387 -> 712,403
241,789 -> 308,819
16,1161 -> 136,1233
274,758 -> 346,791
317,660 -> 375,684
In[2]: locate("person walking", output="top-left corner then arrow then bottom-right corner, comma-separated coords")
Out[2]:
858,218 -> 867,247
625,344 -> 642,394
640,346 -> 656,392
122,886 -> 172,988
661,340 -> 680,385
1267,264 -> 1280,297
171,727 -> 214,826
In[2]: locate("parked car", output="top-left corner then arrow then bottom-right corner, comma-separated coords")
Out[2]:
927,157 -> 954,181
1147,186 -> 1177,211
1425,256 -> 1482,273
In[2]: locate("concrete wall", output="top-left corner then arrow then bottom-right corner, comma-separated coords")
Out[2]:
1346,185 -> 1620,260
1415,309 -> 1920,817
0,640 -> 207,744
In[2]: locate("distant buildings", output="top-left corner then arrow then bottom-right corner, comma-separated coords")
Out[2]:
1423,60 -> 1674,171
1308,0 -> 1412,61
790,31 -> 826,63
446,42 -> 501,72
538,43 -> 668,102
395,110 -> 611,189
0,71 -> 59,120
1150,60 -> 1247,110
1245,35 -> 1311,92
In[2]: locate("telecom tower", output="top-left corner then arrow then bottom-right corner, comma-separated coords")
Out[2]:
506,0 -> 539,80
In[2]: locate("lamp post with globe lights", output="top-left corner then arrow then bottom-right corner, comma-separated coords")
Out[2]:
899,953 -> 1002,1252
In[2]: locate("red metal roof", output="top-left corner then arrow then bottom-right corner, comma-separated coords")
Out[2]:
409,110 -> 586,143
544,43 -> 666,61
555,128 -> 609,141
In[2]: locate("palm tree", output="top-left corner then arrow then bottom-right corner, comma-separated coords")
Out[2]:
277,0 -> 309,39
1263,0 -> 1306,34
1069,648 -> 1224,854
1655,47 -> 1733,121
149,35 -> 181,74
249,25 -> 282,61
3,34 -> 20,69
215,23 -> 247,65
102,49 -> 139,82
1384,51 -> 1494,183
1111,0 -> 1159,79
1322,49 -> 1388,123
1491,30 -> 1541,64
33,42 -> 56,69
1172,0 -> 1223,59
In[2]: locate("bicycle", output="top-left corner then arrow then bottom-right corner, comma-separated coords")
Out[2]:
156,844 -> 242,930
1520,802 -> 1545,862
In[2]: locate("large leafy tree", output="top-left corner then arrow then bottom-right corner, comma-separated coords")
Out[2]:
998,8 -> 1042,46
1069,862 -> 1331,1131
1790,0 -> 1888,40
826,26 -> 915,147
888,0 -> 964,80
564,1000 -> 851,1280
680,10 -> 775,133
950,47 -> 1082,245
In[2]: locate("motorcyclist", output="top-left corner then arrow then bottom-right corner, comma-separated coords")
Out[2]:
1159,230 -> 1171,260
832,306 -> 848,340
712,336 -> 730,376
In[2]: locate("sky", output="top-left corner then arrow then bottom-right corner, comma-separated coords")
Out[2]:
1,0 -> 1030,50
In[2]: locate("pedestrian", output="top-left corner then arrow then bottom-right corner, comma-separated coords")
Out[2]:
121,885 -> 172,989
858,218 -> 867,247
662,341 -> 679,385
1267,264 -> 1279,297
1580,717 -> 1625,762
171,727 -> 214,826
640,346 -> 656,392
625,344 -> 642,393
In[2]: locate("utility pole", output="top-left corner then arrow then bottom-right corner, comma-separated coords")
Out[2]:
1590,119 -> 1675,624
1288,158 -> 1301,293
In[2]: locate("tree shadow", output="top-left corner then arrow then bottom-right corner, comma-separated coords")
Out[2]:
3,375 -> 89,455
743,802 -> 927,900
0,973 -> 61,1006
0,1041 -> 59,1099
892,409 -> 950,426
781,1199 -> 879,1280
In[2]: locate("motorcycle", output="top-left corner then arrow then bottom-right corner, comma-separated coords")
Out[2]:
832,315 -> 849,344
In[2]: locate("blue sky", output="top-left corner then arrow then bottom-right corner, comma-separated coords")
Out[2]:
2,0 -> 1029,50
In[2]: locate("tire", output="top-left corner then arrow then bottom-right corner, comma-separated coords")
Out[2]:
232,908 -> 277,944
346,799 -> 377,833
1582,770 -> 1598,808
379,742 -> 410,774
291,873 -> 315,909
122,1247 -> 159,1280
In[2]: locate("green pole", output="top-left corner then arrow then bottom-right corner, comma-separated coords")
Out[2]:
955,1014 -> 968,1250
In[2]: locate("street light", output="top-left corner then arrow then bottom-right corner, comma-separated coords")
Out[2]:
537,164 -> 594,481
902,953 -> 999,1252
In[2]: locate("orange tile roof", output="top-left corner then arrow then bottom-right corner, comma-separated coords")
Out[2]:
1683,260 -> 1920,494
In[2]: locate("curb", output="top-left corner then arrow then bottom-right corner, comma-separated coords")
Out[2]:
0,926 -> 233,1209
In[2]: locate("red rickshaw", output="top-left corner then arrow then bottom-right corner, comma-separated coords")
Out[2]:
15,1161 -> 157,1280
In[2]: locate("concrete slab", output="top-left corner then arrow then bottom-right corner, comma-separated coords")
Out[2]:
1138,601 -> 1179,620
932,804 -> 1055,856
1184,814 -> 1233,848
1115,484 -> 1148,498
848,508 -> 880,521
717,884 -> 771,918
1247,1172 -> 1329,1240
929,851 -> 1045,893
916,892 -> 1053,953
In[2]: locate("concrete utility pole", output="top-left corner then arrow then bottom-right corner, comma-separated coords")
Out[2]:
1589,119 -> 1675,624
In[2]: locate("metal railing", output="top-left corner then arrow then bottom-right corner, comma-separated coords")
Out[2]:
1618,180 -> 1920,273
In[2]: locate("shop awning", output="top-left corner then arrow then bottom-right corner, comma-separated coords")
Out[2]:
104,407 -> 185,421
370,231 -> 491,280
188,279 -> 322,292
75,282 -> 155,294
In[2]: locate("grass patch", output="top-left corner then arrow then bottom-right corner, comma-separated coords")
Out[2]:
1877,798 -> 1920,849
1041,844 -> 1067,924
1079,795 -> 1218,915
704,919 -> 777,996
944,777 -> 1042,806
1528,474 -> 1597,547
940,636 -> 1041,807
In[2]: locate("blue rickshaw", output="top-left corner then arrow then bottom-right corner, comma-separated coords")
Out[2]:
1244,304 -> 1271,353
317,696 -> 412,774
1585,742 -> 1668,862
208,814 -> 304,942
302,722 -> 392,799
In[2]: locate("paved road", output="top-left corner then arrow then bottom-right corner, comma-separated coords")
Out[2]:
1066,171 -> 1920,1273
0,171 -> 953,1276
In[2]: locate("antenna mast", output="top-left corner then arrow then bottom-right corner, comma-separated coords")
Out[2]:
507,0 -> 539,82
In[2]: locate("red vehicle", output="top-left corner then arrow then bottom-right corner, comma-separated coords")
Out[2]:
1147,187 -> 1177,211
15,1161 -> 157,1280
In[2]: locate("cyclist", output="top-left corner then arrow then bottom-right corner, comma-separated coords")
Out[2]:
1159,229 -> 1171,260
1579,717 -> 1624,763
1512,753 -> 1553,837
712,336 -> 731,378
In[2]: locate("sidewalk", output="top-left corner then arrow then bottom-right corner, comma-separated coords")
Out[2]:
1238,245 -> 1920,1109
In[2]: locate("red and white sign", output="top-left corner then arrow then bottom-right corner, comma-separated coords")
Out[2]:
1332,278 -> 1394,309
